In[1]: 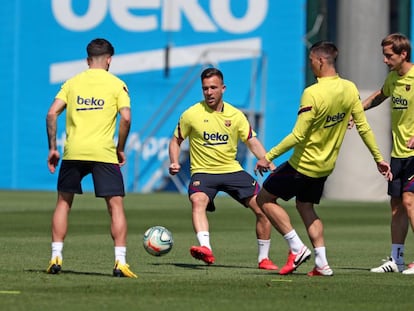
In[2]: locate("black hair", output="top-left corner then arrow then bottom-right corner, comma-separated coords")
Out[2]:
86,38 -> 114,58
200,67 -> 224,82
310,41 -> 338,64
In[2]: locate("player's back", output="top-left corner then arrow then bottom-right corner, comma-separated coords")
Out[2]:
290,75 -> 358,177
58,69 -> 130,163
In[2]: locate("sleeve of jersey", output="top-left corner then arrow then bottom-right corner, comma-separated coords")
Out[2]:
352,99 -> 384,163
117,84 -> 131,109
239,114 -> 256,142
55,81 -> 69,102
265,133 -> 300,161
265,97 -> 314,162
174,110 -> 190,140
381,73 -> 393,97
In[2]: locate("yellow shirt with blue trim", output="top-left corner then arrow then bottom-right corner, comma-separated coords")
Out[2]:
266,75 -> 383,178
56,68 -> 130,163
383,66 -> 414,158
174,101 -> 255,175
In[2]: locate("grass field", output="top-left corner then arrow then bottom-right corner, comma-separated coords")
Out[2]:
0,191 -> 413,311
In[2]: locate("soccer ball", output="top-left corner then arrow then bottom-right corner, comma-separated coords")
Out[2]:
143,226 -> 173,256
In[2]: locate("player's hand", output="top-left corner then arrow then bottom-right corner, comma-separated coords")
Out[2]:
347,116 -> 355,129
47,149 -> 60,173
254,157 -> 272,176
169,163 -> 181,175
117,150 -> 127,166
407,137 -> 414,149
377,160 -> 393,181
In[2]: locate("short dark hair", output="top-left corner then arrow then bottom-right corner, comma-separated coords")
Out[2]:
310,41 -> 338,64
201,67 -> 224,82
381,33 -> 411,62
87,38 -> 114,57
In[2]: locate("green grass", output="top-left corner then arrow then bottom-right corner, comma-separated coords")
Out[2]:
0,191 -> 413,310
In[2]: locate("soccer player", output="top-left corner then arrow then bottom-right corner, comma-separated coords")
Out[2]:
45,38 -> 137,278
168,67 -> 278,270
363,33 -> 414,274
255,41 -> 392,276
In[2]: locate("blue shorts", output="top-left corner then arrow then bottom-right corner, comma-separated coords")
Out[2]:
388,157 -> 414,197
262,162 -> 327,204
188,171 -> 260,212
57,160 -> 125,197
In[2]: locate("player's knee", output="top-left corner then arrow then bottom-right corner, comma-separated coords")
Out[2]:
256,189 -> 272,208
190,192 -> 209,210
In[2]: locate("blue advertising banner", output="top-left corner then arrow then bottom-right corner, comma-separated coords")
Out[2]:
0,0 -> 306,192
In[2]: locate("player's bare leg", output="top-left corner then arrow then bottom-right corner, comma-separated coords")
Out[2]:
246,195 -> 278,270
189,192 -> 215,264
51,191 -> 73,242
391,197 -> 408,244
247,195 -> 271,239
47,191 -> 73,274
105,195 -> 127,246
256,188 -> 294,235
296,200 -> 332,276
105,195 -> 137,278
190,192 -> 210,234
295,200 -> 324,248
257,189 -> 310,274
371,197 -> 407,273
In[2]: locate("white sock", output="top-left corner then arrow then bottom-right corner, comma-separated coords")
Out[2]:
257,239 -> 271,262
51,242 -> 63,260
283,229 -> 303,254
196,231 -> 212,250
391,244 -> 404,265
115,246 -> 127,265
314,246 -> 328,268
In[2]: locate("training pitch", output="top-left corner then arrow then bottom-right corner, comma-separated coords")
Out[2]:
0,191 -> 412,311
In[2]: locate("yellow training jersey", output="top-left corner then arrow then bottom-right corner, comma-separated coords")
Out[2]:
56,68 -> 130,163
266,75 -> 383,178
174,101 -> 255,175
383,66 -> 414,158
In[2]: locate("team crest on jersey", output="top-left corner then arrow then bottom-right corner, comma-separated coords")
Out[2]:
406,85 -> 411,91
224,120 -> 231,127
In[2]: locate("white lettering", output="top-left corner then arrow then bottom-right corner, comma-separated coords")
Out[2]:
52,0 -> 107,31
137,136 -> 169,161
156,138 -> 170,160
52,0 -> 268,33
110,0 -> 160,31
125,133 -> 141,153
142,137 -> 157,159
125,134 -> 172,161
211,0 -> 268,34
162,0 -> 216,32
57,132 -> 66,153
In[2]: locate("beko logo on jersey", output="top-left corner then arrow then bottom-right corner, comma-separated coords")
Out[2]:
324,112 -> 346,128
52,0 -> 268,33
392,95 -> 408,109
76,96 -> 104,110
203,131 -> 229,145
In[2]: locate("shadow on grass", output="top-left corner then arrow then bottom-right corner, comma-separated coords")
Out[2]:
151,262 -> 282,274
336,266 -> 370,271
25,269 -> 110,277
153,262 -> 256,270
